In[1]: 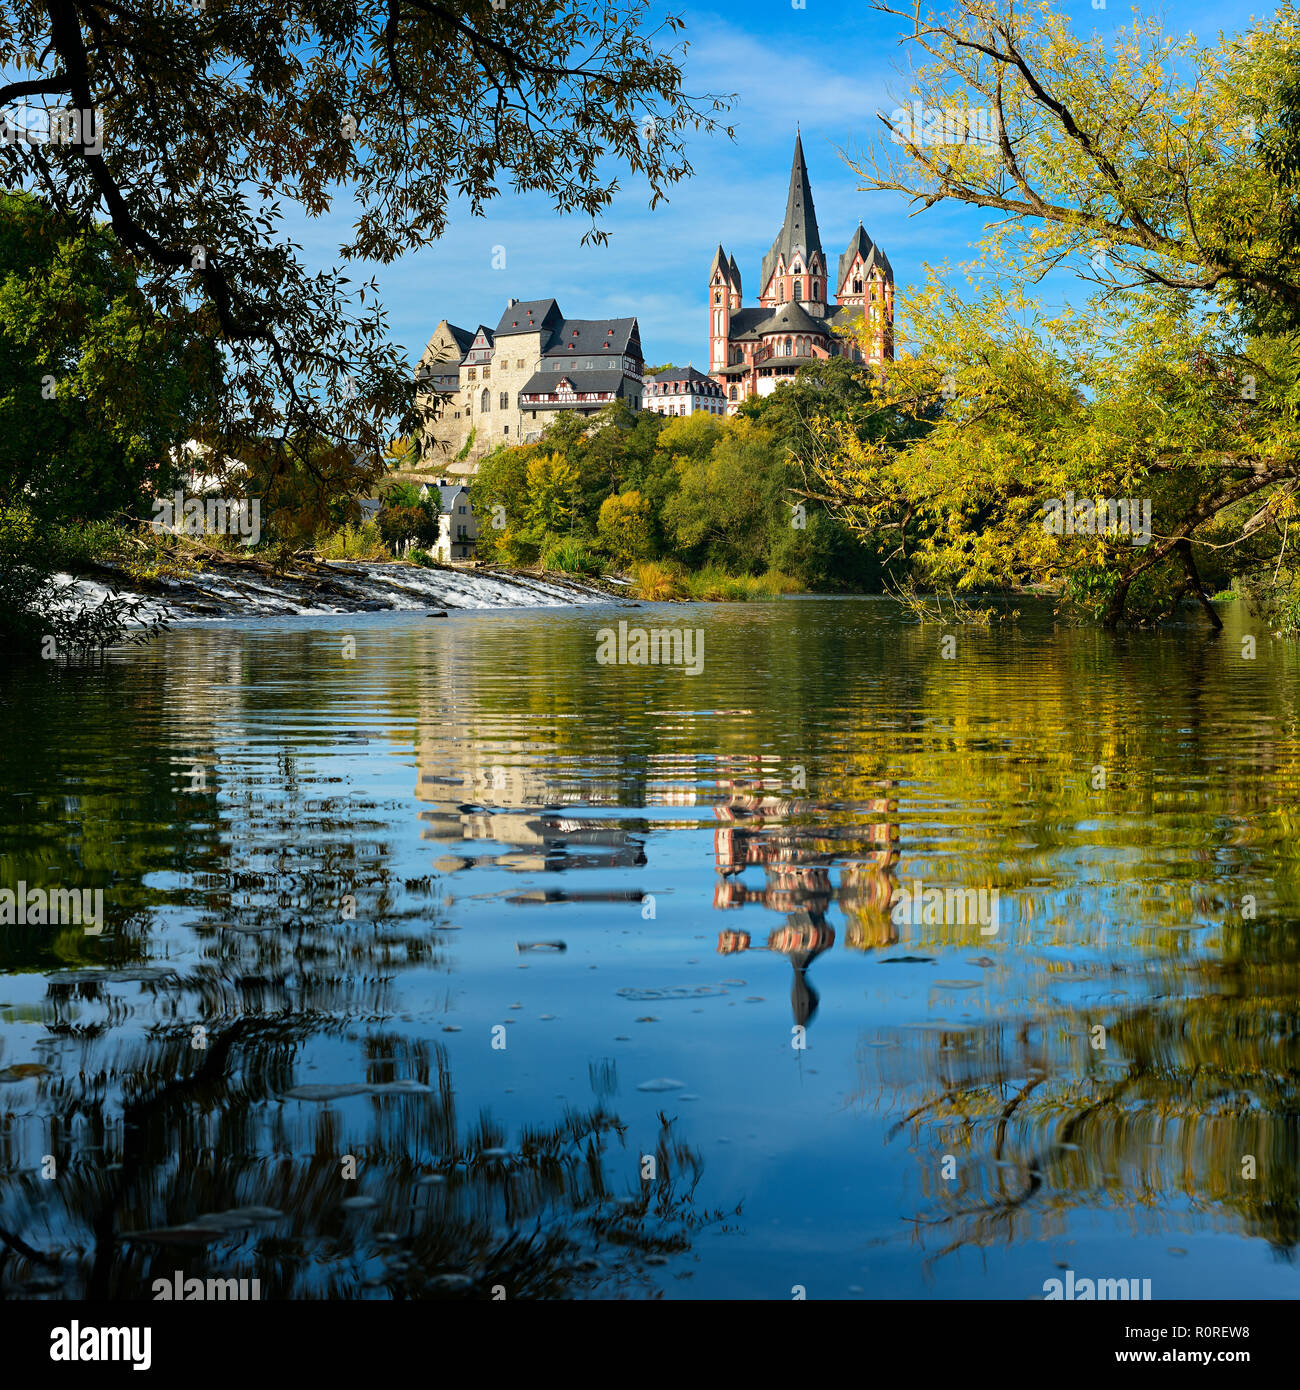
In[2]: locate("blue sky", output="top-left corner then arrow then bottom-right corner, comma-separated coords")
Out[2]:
309,0 -> 1272,370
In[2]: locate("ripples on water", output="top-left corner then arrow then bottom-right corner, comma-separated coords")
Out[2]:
2,597 -> 1300,1299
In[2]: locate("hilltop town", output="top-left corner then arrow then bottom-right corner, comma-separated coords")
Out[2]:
413,136 -> 894,474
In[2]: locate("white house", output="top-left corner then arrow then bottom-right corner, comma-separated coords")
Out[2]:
419,481 -> 479,562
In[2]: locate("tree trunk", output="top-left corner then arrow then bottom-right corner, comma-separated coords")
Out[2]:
1177,539 -> 1222,630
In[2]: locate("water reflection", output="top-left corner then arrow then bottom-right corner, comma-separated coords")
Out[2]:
2,600 -> 1300,1297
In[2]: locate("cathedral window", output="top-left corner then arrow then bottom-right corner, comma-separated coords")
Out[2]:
728,385 -> 737,400
778,283 -> 786,303
853,278 -> 863,294
794,279 -> 802,301
481,388 -> 490,412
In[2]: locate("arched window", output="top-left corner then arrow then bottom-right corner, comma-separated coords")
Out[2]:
481,388 -> 490,412
784,337 -> 793,357
778,283 -> 786,303
728,385 -> 737,401
812,281 -> 819,300
853,277 -> 863,295
793,279 -> 802,301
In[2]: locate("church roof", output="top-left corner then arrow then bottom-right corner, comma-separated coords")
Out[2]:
709,244 -> 729,281
728,254 -> 742,287
726,307 -> 774,340
760,134 -> 823,290
753,300 -> 829,337
838,224 -> 875,292
825,303 -> 863,328
867,243 -> 894,283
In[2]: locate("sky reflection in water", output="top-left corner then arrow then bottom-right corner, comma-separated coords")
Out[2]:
2,596 -> 1300,1299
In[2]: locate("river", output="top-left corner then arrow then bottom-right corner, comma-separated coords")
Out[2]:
1,595 -> 1298,1299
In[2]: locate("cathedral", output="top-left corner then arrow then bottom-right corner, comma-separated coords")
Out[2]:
709,134 -> 894,412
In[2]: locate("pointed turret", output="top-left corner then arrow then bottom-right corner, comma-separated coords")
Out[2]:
837,223 -> 875,299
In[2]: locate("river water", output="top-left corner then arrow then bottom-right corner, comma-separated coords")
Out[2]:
2,596 -> 1299,1299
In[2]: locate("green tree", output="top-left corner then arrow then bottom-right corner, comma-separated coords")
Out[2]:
470,444 -> 535,560
0,192 -> 212,521
809,0 -> 1300,626
597,489 -> 653,561
0,0 -> 732,487
526,452 -> 580,538
662,417 -> 774,572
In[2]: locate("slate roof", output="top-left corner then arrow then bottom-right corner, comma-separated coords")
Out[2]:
825,303 -> 862,327
649,365 -> 714,386
752,301 -> 831,337
494,299 -> 564,337
436,484 -> 468,512
728,254 -> 741,288
542,317 -> 640,358
440,322 -> 475,356
726,307 -> 774,341
760,134 -> 824,291
519,369 -> 628,398
838,224 -> 874,293
865,243 -> 894,283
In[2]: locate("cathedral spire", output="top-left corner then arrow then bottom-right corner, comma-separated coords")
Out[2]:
780,133 -> 822,265
760,134 -> 823,295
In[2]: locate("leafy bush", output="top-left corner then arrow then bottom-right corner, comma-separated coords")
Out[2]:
409,548 -> 436,568
315,521 -> 389,560
540,536 -> 602,575
48,518 -> 132,570
378,501 -> 437,550
630,560 -> 687,601
0,505 -> 167,658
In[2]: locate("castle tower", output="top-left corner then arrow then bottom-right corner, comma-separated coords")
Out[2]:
758,134 -> 828,317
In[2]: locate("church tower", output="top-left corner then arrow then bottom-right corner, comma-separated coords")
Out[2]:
758,134 -> 828,317
708,243 -> 741,371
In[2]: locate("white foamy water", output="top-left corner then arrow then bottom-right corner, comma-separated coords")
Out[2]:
52,560 -> 610,625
